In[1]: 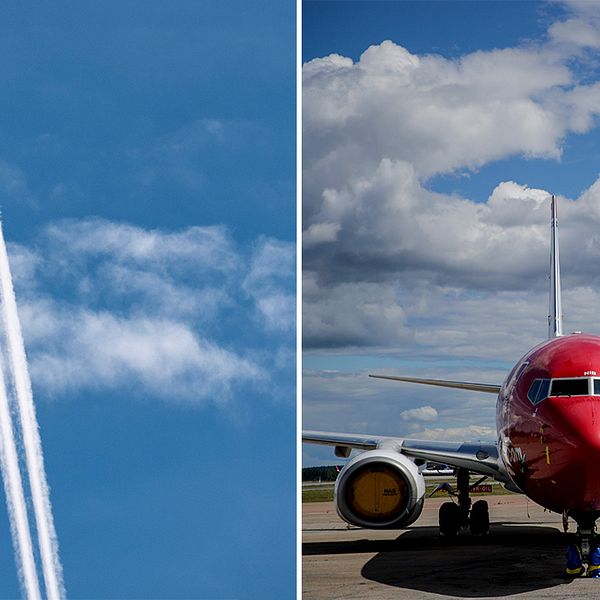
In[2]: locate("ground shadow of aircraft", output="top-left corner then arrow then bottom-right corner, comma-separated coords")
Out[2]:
304,523 -> 574,597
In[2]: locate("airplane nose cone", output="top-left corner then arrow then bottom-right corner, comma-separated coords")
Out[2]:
542,396 -> 600,510
547,396 -> 600,453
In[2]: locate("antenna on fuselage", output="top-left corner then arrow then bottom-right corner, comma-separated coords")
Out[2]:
548,194 -> 563,338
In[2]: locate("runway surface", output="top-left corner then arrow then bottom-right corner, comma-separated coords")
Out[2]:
303,495 -> 600,599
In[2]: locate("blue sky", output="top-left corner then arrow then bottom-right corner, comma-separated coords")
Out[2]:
303,0 -> 600,466
0,2 -> 295,598
304,1 -> 555,62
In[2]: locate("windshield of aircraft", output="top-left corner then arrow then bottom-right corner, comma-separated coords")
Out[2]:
528,378 -> 550,404
527,377 -> 600,404
550,378 -> 590,397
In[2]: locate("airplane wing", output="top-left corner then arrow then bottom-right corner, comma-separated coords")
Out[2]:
368,374 -> 501,394
302,375 -> 514,485
302,430 -> 512,483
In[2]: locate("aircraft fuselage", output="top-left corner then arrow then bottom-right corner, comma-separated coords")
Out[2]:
499,333 -> 600,516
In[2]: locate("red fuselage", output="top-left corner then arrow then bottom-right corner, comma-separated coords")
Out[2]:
498,333 -> 600,514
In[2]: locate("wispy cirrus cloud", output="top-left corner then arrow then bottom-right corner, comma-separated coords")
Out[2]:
9,218 -> 294,407
133,118 -> 269,191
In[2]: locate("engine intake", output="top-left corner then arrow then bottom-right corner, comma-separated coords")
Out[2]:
335,449 -> 425,529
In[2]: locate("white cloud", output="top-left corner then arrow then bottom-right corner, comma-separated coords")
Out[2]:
302,188 -> 600,459
25,304 -> 264,404
302,6 -> 600,463
9,219 -> 294,407
549,1 -> 600,50
303,40 -> 583,186
406,425 -> 496,442
44,219 -> 238,272
243,237 -> 295,332
551,17 -> 600,48
304,168 -> 600,352
400,405 -> 438,422
303,222 -> 340,248
306,161 -> 550,281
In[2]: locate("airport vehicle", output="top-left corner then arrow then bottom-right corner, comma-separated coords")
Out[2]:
303,196 -> 600,571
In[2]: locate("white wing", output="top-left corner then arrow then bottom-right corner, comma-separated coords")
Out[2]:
368,374 -> 501,394
302,430 -> 513,484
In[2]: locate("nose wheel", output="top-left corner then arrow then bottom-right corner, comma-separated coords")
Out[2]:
437,468 -> 490,536
565,515 -> 600,578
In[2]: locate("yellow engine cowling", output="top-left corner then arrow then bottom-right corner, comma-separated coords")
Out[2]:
335,449 -> 425,529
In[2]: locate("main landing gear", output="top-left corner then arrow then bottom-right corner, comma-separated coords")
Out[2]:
565,514 -> 600,578
437,468 -> 490,537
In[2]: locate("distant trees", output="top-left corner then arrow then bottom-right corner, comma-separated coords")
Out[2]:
302,466 -> 342,482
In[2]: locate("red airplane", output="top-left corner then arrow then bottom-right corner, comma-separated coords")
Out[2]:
303,196 -> 600,576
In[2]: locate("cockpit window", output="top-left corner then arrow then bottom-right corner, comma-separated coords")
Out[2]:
527,377 -> 600,403
550,378 -> 589,396
527,378 -> 550,404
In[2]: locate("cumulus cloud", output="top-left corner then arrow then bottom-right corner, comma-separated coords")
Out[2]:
303,40 -> 600,351
304,171 -> 600,353
400,405 -> 438,422
304,275 -> 411,349
303,40 -> 591,189
302,5 -> 600,463
551,18 -> 600,49
306,163 -> 551,284
9,219 -> 294,406
303,222 -> 340,248
549,1 -> 600,50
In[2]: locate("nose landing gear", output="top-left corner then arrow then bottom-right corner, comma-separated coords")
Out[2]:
565,515 -> 600,578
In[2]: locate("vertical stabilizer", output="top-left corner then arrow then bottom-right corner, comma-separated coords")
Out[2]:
548,195 -> 563,338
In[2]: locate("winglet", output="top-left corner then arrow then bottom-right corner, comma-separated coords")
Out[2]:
548,194 -> 563,338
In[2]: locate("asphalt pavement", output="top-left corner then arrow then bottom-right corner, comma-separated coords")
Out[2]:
303,495 -> 600,599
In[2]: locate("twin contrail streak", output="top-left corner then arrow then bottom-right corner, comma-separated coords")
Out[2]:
0,225 -> 64,599
0,360 -> 40,599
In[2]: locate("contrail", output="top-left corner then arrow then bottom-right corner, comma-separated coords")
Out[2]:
0,225 -> 65,599
0,356 -> 41,599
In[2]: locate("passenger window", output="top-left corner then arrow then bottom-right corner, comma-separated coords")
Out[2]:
550,378 -> 589,396
594,379 -> 600,395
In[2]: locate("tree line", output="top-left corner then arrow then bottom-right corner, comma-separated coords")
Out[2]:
302,466 -> 342,482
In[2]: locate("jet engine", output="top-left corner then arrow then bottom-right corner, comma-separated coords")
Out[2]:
334,449 -> 425,529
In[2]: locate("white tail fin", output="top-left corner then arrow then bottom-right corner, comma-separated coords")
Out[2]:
548,195 -> 563,338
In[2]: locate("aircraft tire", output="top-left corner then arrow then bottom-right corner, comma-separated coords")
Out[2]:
439,501 -> 461,536
469,499 -> 489,535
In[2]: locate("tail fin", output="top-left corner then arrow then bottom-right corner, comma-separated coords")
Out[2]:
548,194 -> 563,338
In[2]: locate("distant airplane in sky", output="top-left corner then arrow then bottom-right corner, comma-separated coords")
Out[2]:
304,196 -> 600,577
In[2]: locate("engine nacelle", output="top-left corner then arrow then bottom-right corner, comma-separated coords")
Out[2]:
334,449 -> 425,529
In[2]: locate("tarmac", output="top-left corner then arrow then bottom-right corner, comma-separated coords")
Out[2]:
302,494 -> 600,599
